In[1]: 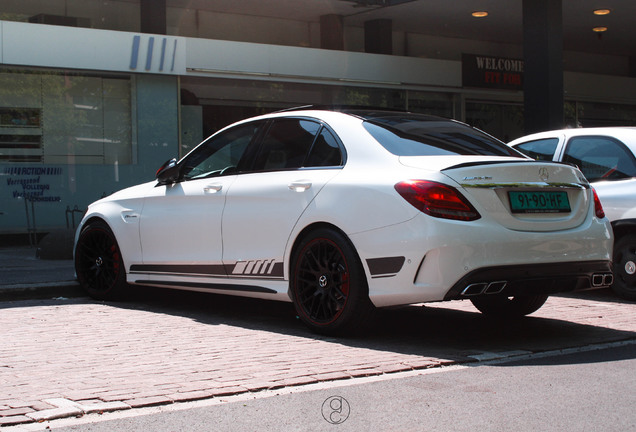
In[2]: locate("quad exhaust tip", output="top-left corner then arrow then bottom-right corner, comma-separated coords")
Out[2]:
592,273 -> 613,287
461,273 -> 612,297
461,281 -> 507,296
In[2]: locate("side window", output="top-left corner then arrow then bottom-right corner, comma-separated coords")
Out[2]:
181,121 -> 262,180
253,119 -> 321,170
515,138 -> 559,161
305,127 -> 343,167
563,136 -> 636,182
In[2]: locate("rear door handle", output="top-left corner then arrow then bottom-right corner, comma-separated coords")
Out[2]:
203,184 -> 223,193
288,181 -> 312,192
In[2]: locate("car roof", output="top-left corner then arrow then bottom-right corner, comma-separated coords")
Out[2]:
509,127 -> 636,153
275,105 -> 454,123
510,127 -> 636,142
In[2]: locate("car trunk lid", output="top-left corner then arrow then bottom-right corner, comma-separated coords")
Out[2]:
400,156 -> 592,231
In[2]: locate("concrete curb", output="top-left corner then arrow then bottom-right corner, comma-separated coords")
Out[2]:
0,281 -> 83,301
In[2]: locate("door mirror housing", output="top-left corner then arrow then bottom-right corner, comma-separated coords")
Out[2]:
156,158 -> 179,184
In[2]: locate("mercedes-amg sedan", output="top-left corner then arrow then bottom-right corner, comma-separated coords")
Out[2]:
74,108 -> 613,334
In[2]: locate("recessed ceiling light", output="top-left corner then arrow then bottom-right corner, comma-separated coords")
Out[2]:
593,9 -> 611,15
472,11 -> 488,18
593,26 -> 608,32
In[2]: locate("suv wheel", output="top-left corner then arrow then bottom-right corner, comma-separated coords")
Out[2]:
612,234 -> 636,301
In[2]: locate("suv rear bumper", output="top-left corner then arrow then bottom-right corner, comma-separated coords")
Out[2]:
443,260 -> 613,300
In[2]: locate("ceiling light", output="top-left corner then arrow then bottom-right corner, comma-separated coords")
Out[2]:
472,11 -> 488,18
593,9 -> 611,15
592,26 -> 608,32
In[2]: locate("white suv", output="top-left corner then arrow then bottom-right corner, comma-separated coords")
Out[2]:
509,127 -> 636,300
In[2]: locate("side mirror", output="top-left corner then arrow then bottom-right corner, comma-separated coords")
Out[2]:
156,158 -> 179,184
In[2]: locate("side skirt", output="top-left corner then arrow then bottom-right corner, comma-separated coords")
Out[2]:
132,279 -> 277,294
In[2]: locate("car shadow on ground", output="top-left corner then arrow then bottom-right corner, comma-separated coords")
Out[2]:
4,285 -> 633,367
66,285 -> 636,366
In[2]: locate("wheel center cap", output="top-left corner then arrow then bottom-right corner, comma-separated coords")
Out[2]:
626,261 -> 636,275
318,275 -> 328,288
95,257 -> 104,267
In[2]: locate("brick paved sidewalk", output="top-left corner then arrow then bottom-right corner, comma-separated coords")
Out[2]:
1,290 -> 635,427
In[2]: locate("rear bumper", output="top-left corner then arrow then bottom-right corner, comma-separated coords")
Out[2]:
443,260 -> 613,300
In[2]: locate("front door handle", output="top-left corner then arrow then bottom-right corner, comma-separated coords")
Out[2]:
288,181 -> 312,192
204,184 -> 223,193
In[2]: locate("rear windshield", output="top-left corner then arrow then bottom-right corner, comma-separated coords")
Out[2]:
363,117 -> 523,157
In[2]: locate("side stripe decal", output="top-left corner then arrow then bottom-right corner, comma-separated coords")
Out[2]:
232,259 -> 278,276
130,260 -> 284,279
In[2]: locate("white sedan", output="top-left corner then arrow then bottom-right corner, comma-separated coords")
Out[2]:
74,109 -> 613,334
509,127 -> 636,301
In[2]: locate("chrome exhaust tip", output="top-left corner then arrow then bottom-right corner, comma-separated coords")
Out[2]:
592,273 -> 614,287
461,283 -> 488,296
484,281 -> 507,294
461,281 -> 507,296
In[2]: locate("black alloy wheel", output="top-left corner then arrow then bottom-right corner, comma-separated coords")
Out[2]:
75,220 -> 127,300
291,228 -> 373,335
612,234 -> 636,301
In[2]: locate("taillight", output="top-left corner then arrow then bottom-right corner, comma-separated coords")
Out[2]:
592,188 -> 605,219
395,180 -> 481,221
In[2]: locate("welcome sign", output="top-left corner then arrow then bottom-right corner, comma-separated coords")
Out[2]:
462,53 -> 524,91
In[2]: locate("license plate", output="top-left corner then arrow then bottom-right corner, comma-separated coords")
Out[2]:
508,191 -> 571,213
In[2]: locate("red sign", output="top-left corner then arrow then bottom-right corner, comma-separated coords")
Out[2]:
462,53 -> 524,91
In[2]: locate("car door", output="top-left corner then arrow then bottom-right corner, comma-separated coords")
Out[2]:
136,121 -> 264,278
221,118 -> 344,279
561,134 -> 636,221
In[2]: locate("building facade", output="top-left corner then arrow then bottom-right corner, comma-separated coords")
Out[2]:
1,1 -> 635,235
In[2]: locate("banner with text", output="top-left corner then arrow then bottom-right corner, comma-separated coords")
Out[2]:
462,53 -> 524,91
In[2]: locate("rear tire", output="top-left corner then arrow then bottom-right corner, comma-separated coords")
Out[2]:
75,220 -> 127,300
290,228 -> 374,335
470,294 -> 548,318
612,234 -> 636,301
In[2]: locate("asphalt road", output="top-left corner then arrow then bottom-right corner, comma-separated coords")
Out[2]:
20,342 -> 636,432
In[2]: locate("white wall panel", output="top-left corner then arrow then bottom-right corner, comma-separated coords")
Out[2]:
0,21 -> 185,75
185,37 -> 462,89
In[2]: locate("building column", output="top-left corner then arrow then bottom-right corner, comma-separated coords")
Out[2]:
365,19 -> 392,55
320,14 -> 344,50
140,0 -> 167,35
629,56 -> 636,78
522,0 -> 563,133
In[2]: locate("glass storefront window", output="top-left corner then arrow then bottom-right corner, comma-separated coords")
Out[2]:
465,101 -> 524,142
0,69 -> 133,165
565,101 -> 636,128
179,76 -> 456,156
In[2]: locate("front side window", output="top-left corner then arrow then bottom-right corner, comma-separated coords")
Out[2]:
563,136 -> 636,181
180,121 -> 263,180
515,138 -> 559,161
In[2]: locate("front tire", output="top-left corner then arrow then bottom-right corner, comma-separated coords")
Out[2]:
75,220 -> 127,300
612,234 -> 636,301
470,294 -> 548,318
290,228 -> 373,335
